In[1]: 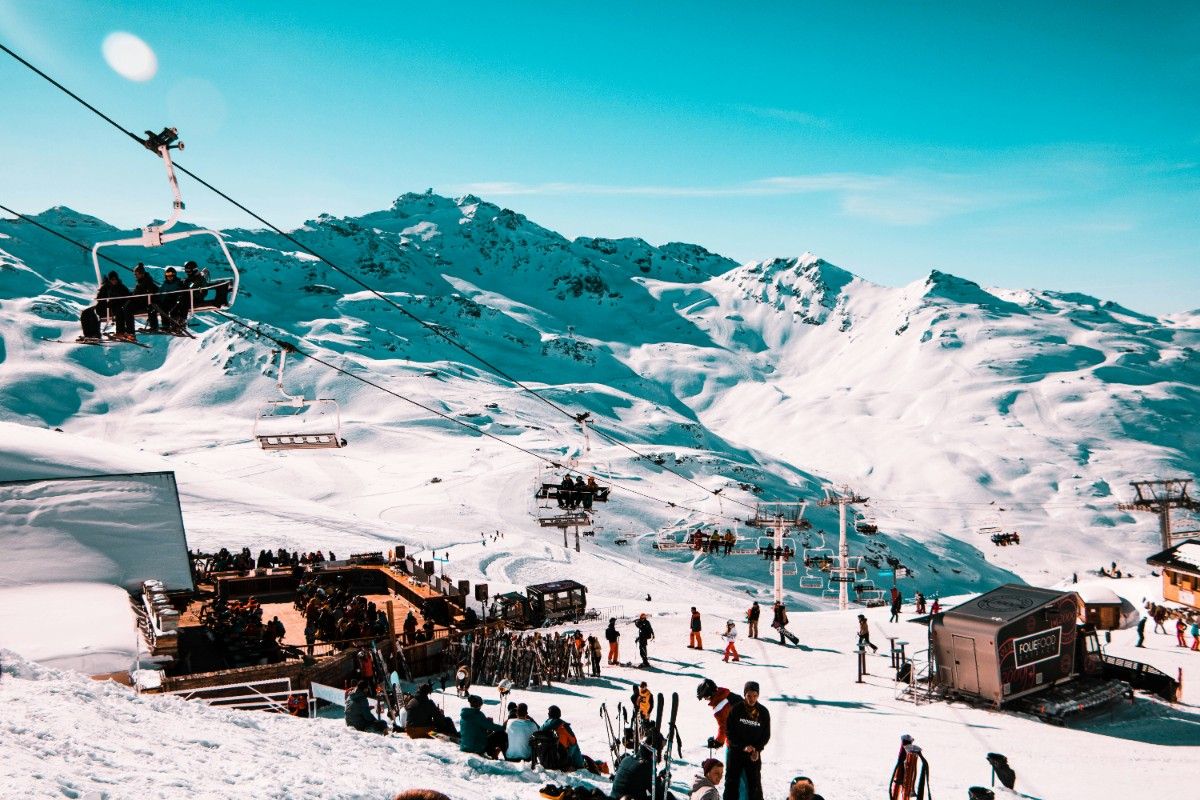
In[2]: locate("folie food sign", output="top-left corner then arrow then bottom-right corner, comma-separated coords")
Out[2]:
1013,626 -> 1061,669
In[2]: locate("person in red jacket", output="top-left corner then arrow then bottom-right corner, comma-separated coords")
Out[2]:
1177,618 -> 1188,648
697,678 -> 741,750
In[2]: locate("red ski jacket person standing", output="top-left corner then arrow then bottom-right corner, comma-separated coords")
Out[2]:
697,678 -> 741,748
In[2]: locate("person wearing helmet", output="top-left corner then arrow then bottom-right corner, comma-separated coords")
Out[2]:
697,678 -> 741,751
634,612 -> 655,668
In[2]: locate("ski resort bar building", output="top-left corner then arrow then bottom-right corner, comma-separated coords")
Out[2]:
930,584 -> 1078,707
1145,539 -> 1200,611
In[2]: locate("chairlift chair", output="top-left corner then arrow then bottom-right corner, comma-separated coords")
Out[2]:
253,347 -> 346,450
860,588 -> 887,606
799,572 -> 825,590
90,128 -> 240,327
856,517 -> 879,535
821,585 -> 840,601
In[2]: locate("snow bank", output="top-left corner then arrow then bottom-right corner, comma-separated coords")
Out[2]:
0,582 -> 136,673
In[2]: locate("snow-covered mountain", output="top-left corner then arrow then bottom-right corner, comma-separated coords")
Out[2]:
1,193 -> 1197,600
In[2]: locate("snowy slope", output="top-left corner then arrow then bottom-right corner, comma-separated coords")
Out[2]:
1,197 -> 1197,602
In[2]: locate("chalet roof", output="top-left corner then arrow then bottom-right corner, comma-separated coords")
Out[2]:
943,583 -> 1074,624
1146,539 -> 1200,574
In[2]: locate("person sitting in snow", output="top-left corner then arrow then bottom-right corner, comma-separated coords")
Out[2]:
344,679 -> 388,735
458,694 -> 506,757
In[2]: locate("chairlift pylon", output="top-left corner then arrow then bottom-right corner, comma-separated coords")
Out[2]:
90,127 -> 240,322
252,347 -> 346,450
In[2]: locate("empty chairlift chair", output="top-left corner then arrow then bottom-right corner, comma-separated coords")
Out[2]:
253,347 -> 347,450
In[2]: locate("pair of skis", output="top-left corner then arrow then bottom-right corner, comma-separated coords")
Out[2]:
651,691 -> 680,800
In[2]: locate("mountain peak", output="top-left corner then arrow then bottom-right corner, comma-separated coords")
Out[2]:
921,269 -> 1025,315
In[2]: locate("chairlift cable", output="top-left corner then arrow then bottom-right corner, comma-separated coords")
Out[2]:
0,201 -> 739,520
0,42 -> 755,513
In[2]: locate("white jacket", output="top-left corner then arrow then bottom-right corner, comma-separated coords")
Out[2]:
722,627 -> 738,642
504,717 -> 539,761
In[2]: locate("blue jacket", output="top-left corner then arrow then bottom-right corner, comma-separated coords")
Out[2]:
459,707 -> 502,754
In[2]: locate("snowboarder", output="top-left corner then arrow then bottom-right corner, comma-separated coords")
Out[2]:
634,612 -> 655,667
771,601 -> 789,645
746,601 -> 760,639
691,758 -> 725,800
1136,615 -> 1146,647
889,587 -> 902,623
724,681 -> 770,800
79,270 -> 135,341
721,620 -> 740,663
605,617 -> 621,664
689,606 -> 704,649
857,614 -> 879,653
697,678 -> 741,751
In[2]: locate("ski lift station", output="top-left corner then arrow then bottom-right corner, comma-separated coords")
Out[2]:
929,584 -> 1079,707
1145,538 -> 1200,612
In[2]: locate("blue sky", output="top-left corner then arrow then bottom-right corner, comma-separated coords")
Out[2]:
1,1 -> 1197,312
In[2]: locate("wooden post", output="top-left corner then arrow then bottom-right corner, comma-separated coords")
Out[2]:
857,643 -> 867,683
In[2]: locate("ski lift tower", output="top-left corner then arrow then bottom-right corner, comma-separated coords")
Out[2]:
1118,478 -> 1200,549
818,487 -> 869,611
746,501 -> 807,604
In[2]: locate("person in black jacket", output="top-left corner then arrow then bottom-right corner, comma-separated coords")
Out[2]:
79,270 -> 135,341
610,743 -> 655,800
127,263 -> 160,331
634,613 -> 655,668
724,680 -> 770,800
605,617 -> 620,664
344,679 -> 388,734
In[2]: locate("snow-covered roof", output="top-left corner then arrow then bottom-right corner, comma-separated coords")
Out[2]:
1146,539 -> 1200,575
0,582 -> 136,673
1076,586 -> 1121,605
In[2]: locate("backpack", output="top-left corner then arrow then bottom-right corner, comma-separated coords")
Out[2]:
531,729 -> 565,770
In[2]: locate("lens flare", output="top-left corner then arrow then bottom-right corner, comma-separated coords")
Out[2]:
101,32 -> 158,82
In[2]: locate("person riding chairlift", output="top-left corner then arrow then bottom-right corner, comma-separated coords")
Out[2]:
78,270 -> 136,342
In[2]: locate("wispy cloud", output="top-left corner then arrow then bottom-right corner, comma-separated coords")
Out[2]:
452,172 -> 1029,226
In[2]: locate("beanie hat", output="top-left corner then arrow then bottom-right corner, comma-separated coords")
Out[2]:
107,270 -> 120,280
744,680 -> 760,694
468,694 -> 483,708
701,757 -> 723,774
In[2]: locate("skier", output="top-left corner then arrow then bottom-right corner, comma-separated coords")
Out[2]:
1136,615 -> 1146,648
889,586 -> 902,623
127,263 -> 160,331
857,614 -> 879,653
634,612 -> 655,667
79,270 -> 135,342
1176,618 -> 1188,647
689,607 -> 704,649
746,601 -> 760,639
691,758 -> 725,800
771,602 -> 789,645
721,620 -> 740,663
605,617 -> 621,665
587,634 -> 603,676
558,474 -> 574,508
697,678 -> 741,751
636,681 -> 654,719
724,681 -> 770,800
156,266 -> 190,331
